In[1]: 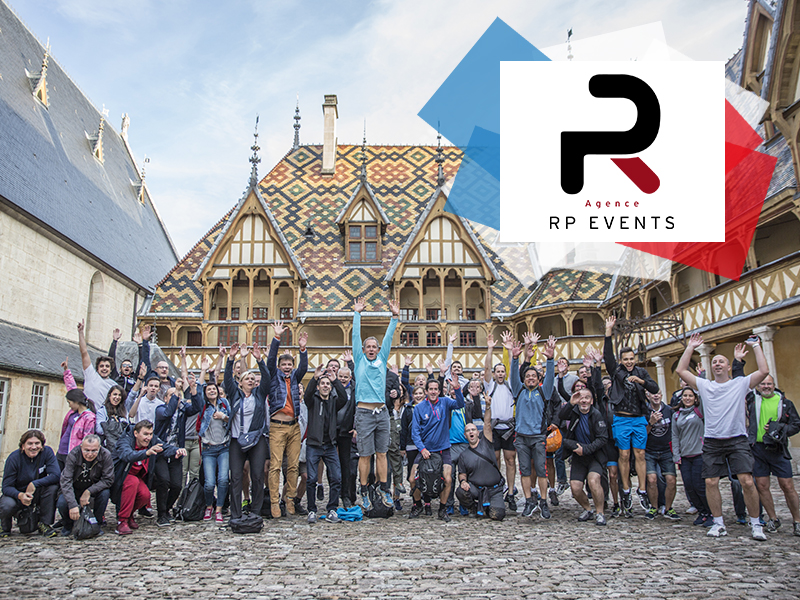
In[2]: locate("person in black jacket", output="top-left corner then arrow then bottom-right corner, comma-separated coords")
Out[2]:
335,355 -> 356,508
559,389 -> 609,526
0,429 -> 61,537
57,434 -> 113,536
109,327 -> 148,395
224,342 -> 271,522
111,420 -> 184,534
603,316 -> 659,515
304,366 -> 348,523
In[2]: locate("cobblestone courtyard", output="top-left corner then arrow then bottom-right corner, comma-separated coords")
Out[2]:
1,479 -> 798,600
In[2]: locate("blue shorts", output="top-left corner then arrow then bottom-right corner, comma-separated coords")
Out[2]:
612,415 -> 648,450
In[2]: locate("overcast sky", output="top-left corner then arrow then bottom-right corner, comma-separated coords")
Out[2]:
9,0 -> 748,257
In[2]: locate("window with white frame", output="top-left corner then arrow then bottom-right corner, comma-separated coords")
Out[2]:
28,383 -> 48,430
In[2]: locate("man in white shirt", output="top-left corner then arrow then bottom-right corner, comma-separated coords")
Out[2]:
484,332 -> 517,512
77,320 -> 115,410
126,377 -> 165,425
676,333 -> 769,540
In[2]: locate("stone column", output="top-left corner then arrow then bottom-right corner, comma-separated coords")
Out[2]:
752,325 -> 778,386
696,343 -> 715,379
651,356 -> 667,395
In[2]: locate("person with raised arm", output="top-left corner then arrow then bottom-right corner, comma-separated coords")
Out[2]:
352,296 -> 399,510
483,332 -> 518,512
676,333 -> 769,540
225,342 -> 272,522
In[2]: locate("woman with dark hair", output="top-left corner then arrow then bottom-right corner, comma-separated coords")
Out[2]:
672,387 -> 711,526
58,358 -> 97,471
0,430 -> 60,537
198,382 -> 230,523
96,384 -> 132,451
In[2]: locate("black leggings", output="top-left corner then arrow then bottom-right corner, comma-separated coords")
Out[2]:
229,436 -> 268,520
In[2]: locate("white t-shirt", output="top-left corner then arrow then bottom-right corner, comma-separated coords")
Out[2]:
485,379 -> 515,428
83,365 -> 115,410
695,376 -> 752,439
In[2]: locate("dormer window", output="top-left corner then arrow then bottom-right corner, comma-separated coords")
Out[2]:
348,224 -> 379,262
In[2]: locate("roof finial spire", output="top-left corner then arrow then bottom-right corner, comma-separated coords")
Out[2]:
249,115 -> 261,187
292,94 -> 301,150
360,119 -> 368,182
567,28 -> 574,62
435,121 -> 445,187
137,156 -> 150,203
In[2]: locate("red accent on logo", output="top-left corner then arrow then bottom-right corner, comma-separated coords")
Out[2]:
610,157 -> 660,193
618,100 -> 776,281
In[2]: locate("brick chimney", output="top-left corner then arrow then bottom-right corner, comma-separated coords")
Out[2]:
321,94 -> 338,175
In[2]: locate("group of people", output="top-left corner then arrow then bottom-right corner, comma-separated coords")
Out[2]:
1,304 -> 798,542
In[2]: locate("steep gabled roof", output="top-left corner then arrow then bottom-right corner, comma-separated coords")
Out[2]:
0,0 -> 178,290
334,178 -> 390,226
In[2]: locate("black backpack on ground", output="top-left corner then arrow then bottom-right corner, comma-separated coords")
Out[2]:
174,478 -> 205,522
229,512 -> 263,533
73,505 -> 101,540
417,452 -> 444,497
364,483 -> 394,519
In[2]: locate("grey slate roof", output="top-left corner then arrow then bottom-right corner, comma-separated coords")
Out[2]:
0,1 -> 178,290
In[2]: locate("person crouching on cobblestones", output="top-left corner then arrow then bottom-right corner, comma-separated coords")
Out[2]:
456,395 -> 505,520
112,420 -> 185,535
0,429 -> 61,538
408,378 -> 464,522
560,389 -> 609,526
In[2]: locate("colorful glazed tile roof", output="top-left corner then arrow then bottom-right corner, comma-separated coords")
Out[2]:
521,268 -> 615,310
149,143 -> 604,317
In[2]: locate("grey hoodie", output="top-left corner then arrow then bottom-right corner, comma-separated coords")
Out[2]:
672,404 -> 705,463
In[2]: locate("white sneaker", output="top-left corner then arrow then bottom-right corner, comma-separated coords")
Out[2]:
326,509 -> 340,523
658,505 -> 666,515
686,506 -> 699,515
307,511 -> 317,524
751,523 -> 767,541
707,523 -> 728,537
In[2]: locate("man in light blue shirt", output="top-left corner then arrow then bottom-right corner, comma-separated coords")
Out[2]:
352,296 -> 399,510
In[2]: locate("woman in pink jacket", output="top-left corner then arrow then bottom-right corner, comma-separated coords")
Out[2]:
58,359 -> 97,471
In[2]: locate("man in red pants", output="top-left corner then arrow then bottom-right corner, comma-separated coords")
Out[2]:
111,420 -> 185,534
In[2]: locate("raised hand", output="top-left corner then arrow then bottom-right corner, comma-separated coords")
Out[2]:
425,361 -> 434,376
404,354 -> 414,367
353,297 -> 366,313
449,331 -> 458,345
61,357 -> 69,371
272,321 -> 286,337
605,315 -> 616,336
583,353 -> 593,368
523,332 -> 540,346
298,331 -> 308,351
501,330 -> 514,350
314,365 -> 325,379
687,333 -> 703,350
744,335 -> 760,347
511,340 -> 523,359
180,345 -> 187,358
388,298 -> 400,317
113,328 -> 121,341
133,330 -> 142,344
142,324 -> 152,341
77,320 -> 85,335
227,343 -> 239,359
252,343 -> 262,361
733,343 -> 749,361
138,363 -> 147,379
341,349 -> 353,363
240,345 -> 251,359
590,347 -> 603,364
390,364 -> 399,375
486,334 -> 496,350
201,357 -> 212,371
218,345 -> 225,357
543,336 -> 557,360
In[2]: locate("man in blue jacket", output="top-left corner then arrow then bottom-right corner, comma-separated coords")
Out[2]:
352,296 -> 399,511
509,333 -> 557,519
409,378 -> 465,522
0,429 -> 60,537
266,322 -> 308,518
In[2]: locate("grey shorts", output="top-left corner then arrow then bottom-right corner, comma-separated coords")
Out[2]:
354,406 -> 390,456
514,433 -> 547,478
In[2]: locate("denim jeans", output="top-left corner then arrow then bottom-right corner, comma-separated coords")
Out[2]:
202,443 -> 230,507
57,487 -> 110,531
306,443 -> 341,513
